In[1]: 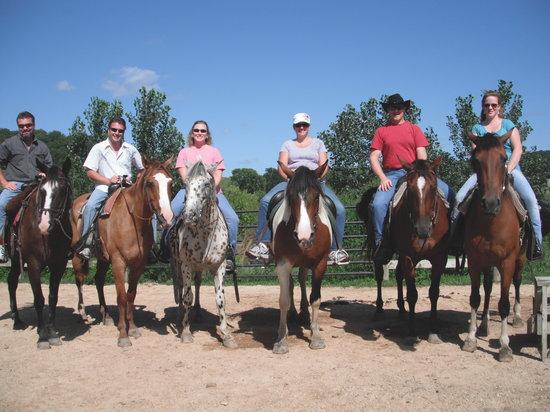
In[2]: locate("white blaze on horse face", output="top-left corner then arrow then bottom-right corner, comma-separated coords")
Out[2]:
38,181 -> 55,235
296,194 -> 313,241
154,173 -> 173,225
416,176 -> 426,201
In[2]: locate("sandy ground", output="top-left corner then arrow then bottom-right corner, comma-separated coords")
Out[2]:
0,281 -> 549,411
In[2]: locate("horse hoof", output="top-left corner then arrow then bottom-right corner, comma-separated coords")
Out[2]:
222,336 -> 238,349
103,316 -> 114,326
499,347 -> 513,362
13,320 -> 26,330
309,338 -> 326,350
477,325 -> 488,337
427,333 -> 442,344
37,341 -> 51,350
512,317 -> 524,329
462,338 -> 477,353
48,337 -> 62,346
181,332 -> 194,343
273,340 -> 289,355
128,328 -> 141,339
118,337 -> 132,348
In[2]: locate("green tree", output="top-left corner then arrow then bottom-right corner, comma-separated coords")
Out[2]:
263,167 -> 282,191
127,87 -> 184,162
231,168 -> 264,194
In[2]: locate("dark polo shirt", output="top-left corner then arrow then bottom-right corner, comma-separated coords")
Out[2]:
0,134 -> 53,183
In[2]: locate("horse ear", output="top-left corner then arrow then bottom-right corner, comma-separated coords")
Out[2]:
162,156 -> 173,170
277,161 -> 294,179
206,160 -> 222,175
316,161 -> 328,178
498,129 -> 513,144
62,158 -> 71,175
36,159 -> 48,174
467,131 -> 479,146
431,156 -> 443,171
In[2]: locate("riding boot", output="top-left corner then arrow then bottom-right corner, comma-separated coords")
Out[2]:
531,240 -> 543,261
158,228 -> 172,263
448,212 -> 464,255
225,248 -> 236,273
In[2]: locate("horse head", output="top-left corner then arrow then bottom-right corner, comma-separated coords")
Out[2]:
278,161 -> 328,249
140,156 -> 174,228
36,158 -> 72,235
468,130 -> 512,215
182,161 -> 219,226
400,156 -> 442,239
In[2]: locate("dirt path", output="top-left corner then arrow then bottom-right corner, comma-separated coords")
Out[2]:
1,283 -> 549,410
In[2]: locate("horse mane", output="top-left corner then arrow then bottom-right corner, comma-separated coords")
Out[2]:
187,161 -> 207,179
410,159 -> 431,174
287,166 -> 322,198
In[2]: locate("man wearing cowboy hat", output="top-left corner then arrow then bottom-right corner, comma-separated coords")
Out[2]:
369,94 -> 454,262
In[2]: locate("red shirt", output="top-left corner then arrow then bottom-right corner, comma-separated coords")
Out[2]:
371,121 -> 428,169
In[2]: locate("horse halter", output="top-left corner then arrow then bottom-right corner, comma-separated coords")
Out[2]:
405,170 -> 439,236
36,176 -> 72,236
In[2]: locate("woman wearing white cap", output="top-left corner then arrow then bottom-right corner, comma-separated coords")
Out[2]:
246,113 -> 349,265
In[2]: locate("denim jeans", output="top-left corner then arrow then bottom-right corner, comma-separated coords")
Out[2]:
0,182 -> 25,237
255,181 -> 346,250
370,169 -> 455,245
81,188 -> 109,237
451,166 -> 542,245
171,188 -> 239,254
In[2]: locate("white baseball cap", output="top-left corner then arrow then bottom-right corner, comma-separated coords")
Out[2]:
292,112 -> 311,125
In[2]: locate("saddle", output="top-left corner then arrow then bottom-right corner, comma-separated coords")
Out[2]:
266,190 -> 339,247
5,183 -> 40,258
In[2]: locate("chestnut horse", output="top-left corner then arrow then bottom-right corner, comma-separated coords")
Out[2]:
461,131 -> 526,362
271,162 -> 331,354
71,157 -> 173,347
7,159 -> 72,349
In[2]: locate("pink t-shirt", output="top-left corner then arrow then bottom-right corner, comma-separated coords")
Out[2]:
175,145 -> 225,172
371,121 -> 428,169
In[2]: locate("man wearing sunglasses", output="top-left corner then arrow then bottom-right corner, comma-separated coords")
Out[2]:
75,117 -> 143,260
0,111 -> 53,262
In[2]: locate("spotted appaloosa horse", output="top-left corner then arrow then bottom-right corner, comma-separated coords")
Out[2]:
7,159 -> 72,349
271,162 -> 331,354
71,157 -> 173,347
462,131 -> 526,362
171,161 -> 237,348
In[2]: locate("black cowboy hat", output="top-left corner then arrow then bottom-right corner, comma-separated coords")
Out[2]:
382,94 -> 411,111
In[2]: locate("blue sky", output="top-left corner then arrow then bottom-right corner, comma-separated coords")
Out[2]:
1,0 -> 549,174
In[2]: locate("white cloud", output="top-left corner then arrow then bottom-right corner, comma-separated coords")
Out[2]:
102,66 -> 160,97
56,80 -> 74,92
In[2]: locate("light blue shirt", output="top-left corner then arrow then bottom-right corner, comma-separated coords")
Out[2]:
472,119 -> 515,159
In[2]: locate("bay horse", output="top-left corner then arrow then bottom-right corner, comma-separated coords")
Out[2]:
171,161 -> 237,348
462,131 -> 526,362
271,161 -> 331,354
6,159 -> 72,349
71,157 -> 173,347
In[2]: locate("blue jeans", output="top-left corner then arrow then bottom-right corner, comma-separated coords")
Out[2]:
370,169 -> 455,245
255,181 -> 346,250
171,188 -> 239,254
0,182 -> 25,238
452,166 -> 542,245
81,188 -> 109,237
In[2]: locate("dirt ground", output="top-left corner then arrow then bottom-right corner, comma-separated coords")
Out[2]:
0,281 -> 549,411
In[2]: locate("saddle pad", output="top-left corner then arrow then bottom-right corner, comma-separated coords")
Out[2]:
99,188 -> 123,217
458,184 -> 527,223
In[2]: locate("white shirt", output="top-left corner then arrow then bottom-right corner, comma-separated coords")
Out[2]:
83,139 -> 144,192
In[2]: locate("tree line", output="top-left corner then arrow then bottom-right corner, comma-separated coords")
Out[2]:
1,80 -> 548,206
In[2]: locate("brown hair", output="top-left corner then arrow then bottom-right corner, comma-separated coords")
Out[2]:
187,120 -> 213,146
16,111 -> 35,124
108,116 -> 126,129
480,91 -> 503,122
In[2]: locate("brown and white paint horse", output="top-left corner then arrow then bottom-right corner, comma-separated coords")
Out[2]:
271,162 -> 331,354
71,157 -> 173,347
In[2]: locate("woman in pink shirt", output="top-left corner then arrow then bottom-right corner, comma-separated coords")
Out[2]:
160,120 -> 239,267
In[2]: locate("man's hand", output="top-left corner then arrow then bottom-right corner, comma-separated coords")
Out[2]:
109,175 -> 121,184
378,178 -> 393,191
2,181 -> 17,190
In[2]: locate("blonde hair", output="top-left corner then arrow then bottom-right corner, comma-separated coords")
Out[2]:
480,91 -> 503,122
187,120 -> 213,146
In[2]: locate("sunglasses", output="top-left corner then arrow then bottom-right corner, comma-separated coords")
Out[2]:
18,123 -> 34,129
193,128 -> 208,133
484,103 -> 499,109
110,127 -> 125,133
294,123 -> 310,128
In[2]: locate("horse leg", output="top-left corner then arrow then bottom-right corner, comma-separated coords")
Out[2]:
273,260 -> 292,354
45,260 -> 66,346
7,257 -> 25,329
213,264 -> 237,349
28,261 -> 50,349
512,265 -> 524,329
73,256 -> 90,323
179,265 -> 194,343
478,268 -> 494,337
126,265 -> 144,339
373,262 -> 385,319
462,266 -> 481,353
298,267 -> 310,326
497,260 -> 516,362
309,261 -> 326,350
287,272 -> 298,322
111,258 -> 131,347
95,259 -> 113,325
404,264 -> 418,338
193,271 -> 202,320
427,257 -> 445,344
395,261 -> 406,316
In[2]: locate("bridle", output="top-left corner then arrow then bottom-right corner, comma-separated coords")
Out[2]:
35,176 -> 73,239
404,170 -> 440,237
